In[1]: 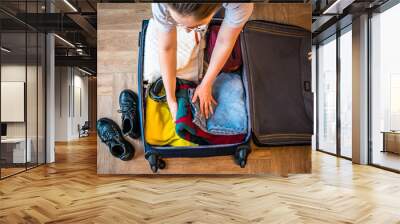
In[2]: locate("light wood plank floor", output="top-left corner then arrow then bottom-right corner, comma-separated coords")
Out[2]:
372,150 -> 400,171
1,135 -> 400,224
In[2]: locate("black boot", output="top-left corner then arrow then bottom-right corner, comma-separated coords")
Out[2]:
118,89 -> 141,139
96,118 -> 134,161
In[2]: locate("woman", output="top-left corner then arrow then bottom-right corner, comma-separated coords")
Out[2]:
152,3 -> 254,120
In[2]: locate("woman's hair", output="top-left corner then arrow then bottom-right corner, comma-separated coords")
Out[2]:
166,3 -> 222,20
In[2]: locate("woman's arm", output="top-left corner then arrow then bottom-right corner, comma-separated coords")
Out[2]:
203,25 -> 242,86
192,25 -> 242,118
158,27 -> 178,120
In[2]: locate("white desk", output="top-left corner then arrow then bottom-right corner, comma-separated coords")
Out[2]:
1,138 -> 31,163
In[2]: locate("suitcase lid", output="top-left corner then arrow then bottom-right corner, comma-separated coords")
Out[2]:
240,20 -> 313,146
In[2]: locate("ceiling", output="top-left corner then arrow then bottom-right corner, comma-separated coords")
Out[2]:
311,0 -> 390,43
0,0 -> 97,74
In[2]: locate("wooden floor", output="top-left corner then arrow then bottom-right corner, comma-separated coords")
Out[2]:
0,135 -> 400,223
1,163 -> 46,178
1,167 -> 26,178
372,150 -> 400,171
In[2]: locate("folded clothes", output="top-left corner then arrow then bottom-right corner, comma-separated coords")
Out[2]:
143,19 -> 205,83
189,72 -> 248,135
145,88 -> 197,147
189,88 -> 210,132
175,79 -> 246,145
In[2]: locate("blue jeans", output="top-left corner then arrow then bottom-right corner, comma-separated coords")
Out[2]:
190,72 -> 248,135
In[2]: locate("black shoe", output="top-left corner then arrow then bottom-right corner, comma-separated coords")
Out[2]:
96,118 -> 134,161
118,89 -> 141,139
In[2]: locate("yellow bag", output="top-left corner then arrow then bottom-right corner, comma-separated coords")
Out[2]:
145,96 -> 197,147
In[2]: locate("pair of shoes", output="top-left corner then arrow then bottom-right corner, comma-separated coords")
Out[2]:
97,90 -> 141,161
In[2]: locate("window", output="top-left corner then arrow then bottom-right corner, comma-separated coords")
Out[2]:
390,75 -> 400,130
316,25 -> 353,159
370,2 -> 400,171
317,36 -> 337,154
339,28 -> 352,158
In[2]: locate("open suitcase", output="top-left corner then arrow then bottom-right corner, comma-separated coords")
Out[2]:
138,19 -> 313,173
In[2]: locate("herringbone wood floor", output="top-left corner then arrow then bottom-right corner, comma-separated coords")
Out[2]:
1,135 -> 400,224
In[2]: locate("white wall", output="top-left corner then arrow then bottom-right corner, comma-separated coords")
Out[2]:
78,72 -> 90,137
54,66 -> 69,141
54,66 -> 89,141
1,65 -> 26,139
1,63 -> 46,164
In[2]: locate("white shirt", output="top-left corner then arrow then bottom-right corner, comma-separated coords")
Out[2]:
151,3 -> 254,33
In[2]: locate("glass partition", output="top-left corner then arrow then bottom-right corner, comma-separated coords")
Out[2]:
0,2 -> 46,179
1,29 -> 28,178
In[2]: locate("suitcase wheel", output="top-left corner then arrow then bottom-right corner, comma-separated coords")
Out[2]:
158,159 -> 166,169
151,164 -> 158,173
235,145 -> 250,168
146,153 -> 166,173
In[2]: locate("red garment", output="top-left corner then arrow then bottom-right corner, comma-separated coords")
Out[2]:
176,112 -> 245,145
206,25 -> 242,72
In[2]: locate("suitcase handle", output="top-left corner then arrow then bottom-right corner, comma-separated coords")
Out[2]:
138,32 -> 141,47
304,81 -> 311,92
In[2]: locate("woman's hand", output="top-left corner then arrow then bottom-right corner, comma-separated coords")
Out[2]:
167,97 -> 178,121
192,25 -> 240,119
192,81 -> 217,119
